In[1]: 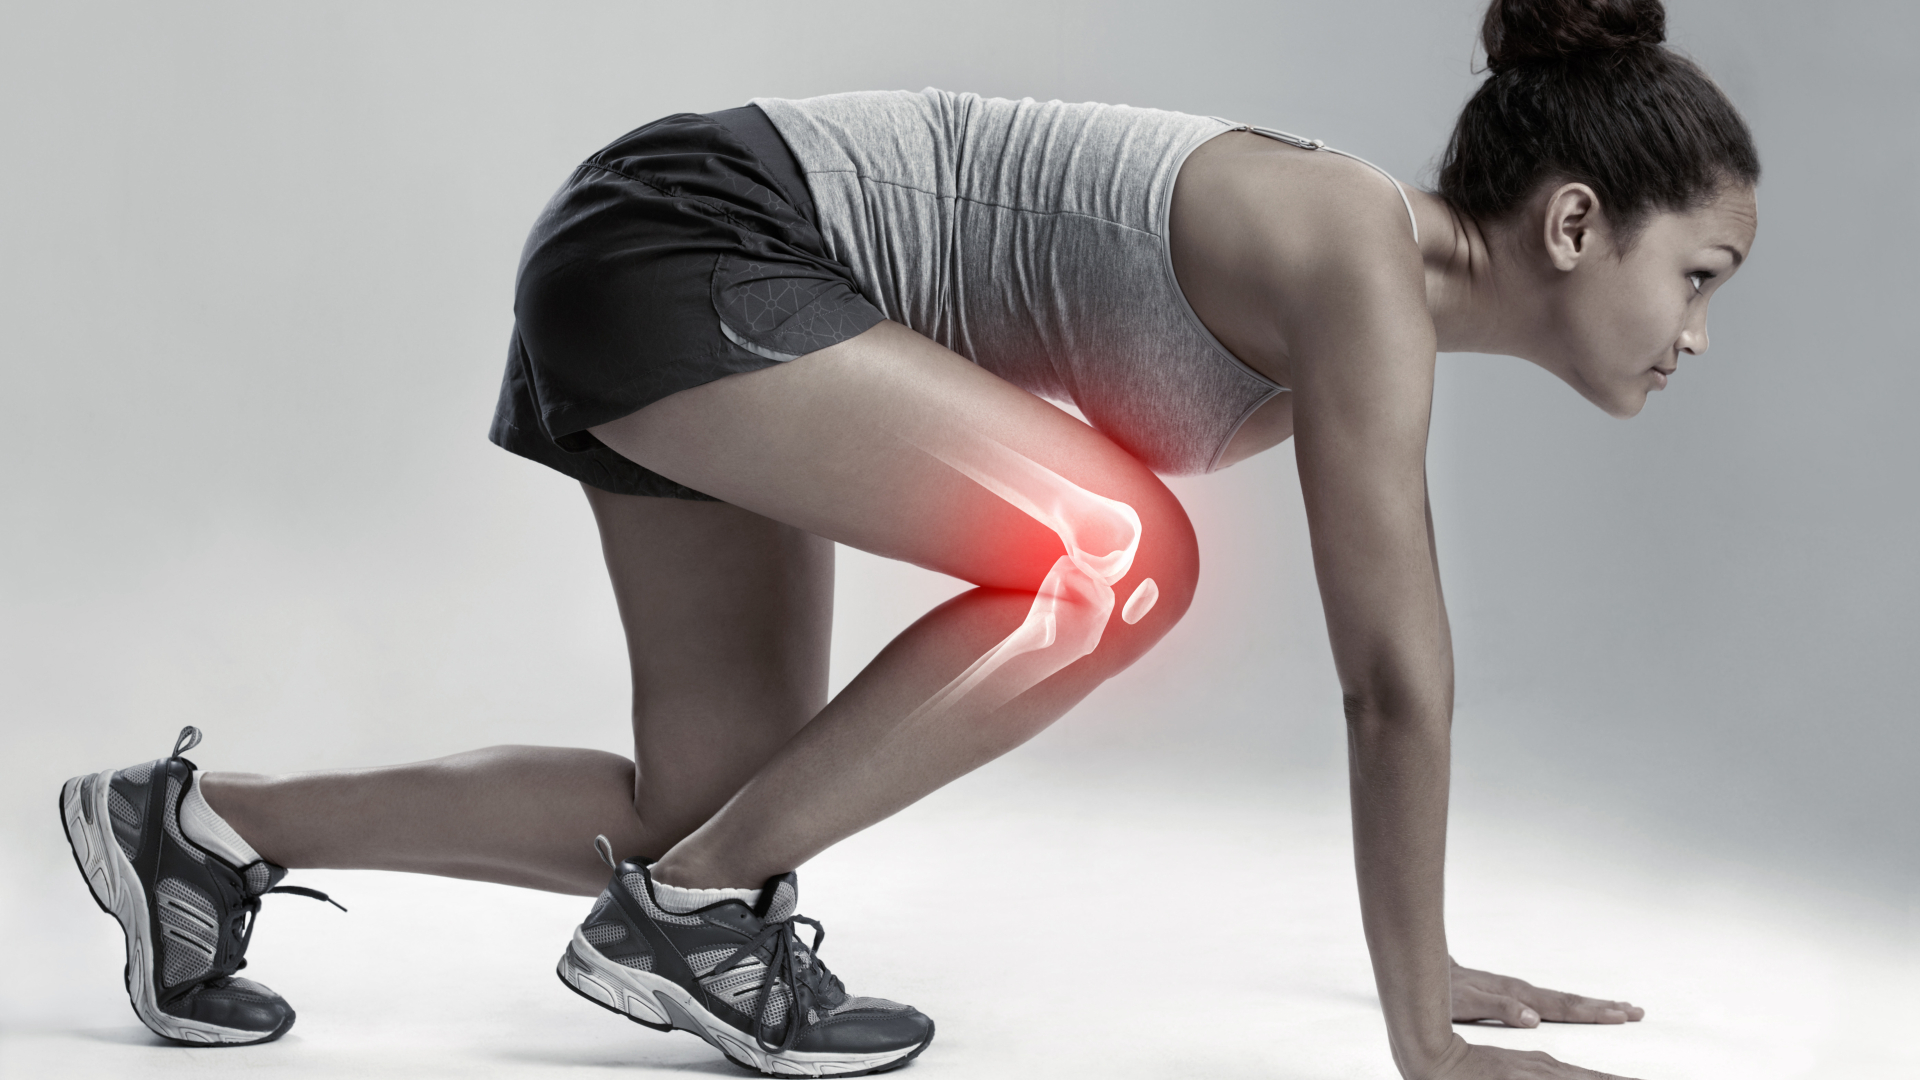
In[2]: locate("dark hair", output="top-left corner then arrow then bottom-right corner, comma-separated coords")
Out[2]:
1437,0 -> 1760,235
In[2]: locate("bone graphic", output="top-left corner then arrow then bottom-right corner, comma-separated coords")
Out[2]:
1122,577 -> 1159,625
908,553 -> 1115,722
899,432 -> 1148,726
922,436 -> 1140,586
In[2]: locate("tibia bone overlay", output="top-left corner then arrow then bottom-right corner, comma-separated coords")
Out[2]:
906,432 -> 1159,725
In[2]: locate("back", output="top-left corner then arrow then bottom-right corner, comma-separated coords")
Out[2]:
753,89 -> 1285,475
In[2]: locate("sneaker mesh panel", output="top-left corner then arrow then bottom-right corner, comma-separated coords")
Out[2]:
107,788 -> 141,861
587,892 -> 611,921
689,950 -> 790,1030
161,776 -> 206,864
616,952 -> 656,971
244,863 -> 272,895
622,872 -> 702,926
686,946 -> 732,972
583,922 -> 627,946
120,761 -> 153,786
765,879 -> 798,922
702,962 -> 768,1002
156,877 -> 218,987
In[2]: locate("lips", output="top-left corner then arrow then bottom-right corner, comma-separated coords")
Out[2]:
1652,367 -> 1674,390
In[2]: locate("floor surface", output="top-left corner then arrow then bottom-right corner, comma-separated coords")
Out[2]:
4,759 -> 1913,1079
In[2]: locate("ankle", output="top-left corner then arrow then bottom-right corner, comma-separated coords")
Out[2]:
196,773 -> 278,864
649,850 -> 755,892
181,772 -> 265,867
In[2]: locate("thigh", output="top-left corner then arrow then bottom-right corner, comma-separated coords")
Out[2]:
585,486 -> 834,845
588,320 -> 1196,601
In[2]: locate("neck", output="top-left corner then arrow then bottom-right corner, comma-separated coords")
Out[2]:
1407,189 -> 1538,358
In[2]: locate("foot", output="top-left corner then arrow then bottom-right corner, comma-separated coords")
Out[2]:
59,726 -> 340,1045
557,837 -> 935,1077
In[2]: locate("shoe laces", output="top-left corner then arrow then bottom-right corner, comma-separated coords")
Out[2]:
707,912 -> 846,1055
215,883 -> 345,982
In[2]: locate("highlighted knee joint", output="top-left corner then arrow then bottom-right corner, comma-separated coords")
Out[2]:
927,435 -> 1142,586
905,433 -> 1152,724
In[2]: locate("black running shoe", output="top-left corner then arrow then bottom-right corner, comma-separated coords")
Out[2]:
557,837 -> 934,1077
59,726 -> 341,1045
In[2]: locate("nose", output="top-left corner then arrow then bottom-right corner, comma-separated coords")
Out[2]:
1678,315 -> 1710,356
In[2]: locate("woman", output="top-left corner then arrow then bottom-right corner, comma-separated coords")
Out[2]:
59,0 -> 1758,1076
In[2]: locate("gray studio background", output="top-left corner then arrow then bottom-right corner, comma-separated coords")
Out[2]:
2,0 -> 1913,954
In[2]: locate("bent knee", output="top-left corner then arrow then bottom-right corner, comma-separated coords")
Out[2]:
1128,485 -> 1200,620
1077,485 -> 1198,671
973,458 -> 1197,671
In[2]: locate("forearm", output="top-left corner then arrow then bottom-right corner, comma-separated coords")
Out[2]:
1347,703 -> 1458,1078
1285,293 -> 1460,1072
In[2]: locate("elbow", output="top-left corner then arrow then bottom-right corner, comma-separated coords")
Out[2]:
1342,690 -> 1397,729
1341,691 -> 1371,727
1340,682 -> 1451,732
1335,643 -> 1454,730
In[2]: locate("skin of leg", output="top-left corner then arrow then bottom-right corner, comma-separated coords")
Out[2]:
587,320 -> 1201,890
587,487 -> 835,854
199,320 -> 1194,895
202,493 -> 835,896
203,748 -> 645,895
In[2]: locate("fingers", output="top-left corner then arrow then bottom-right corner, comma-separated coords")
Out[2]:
1515,986 -> 1644,1025
1513,1048 -> 1644,1080
1439,1043 -> 1647,1080
1450,984 -> 1540,1027
1451,963 -> 1646,1026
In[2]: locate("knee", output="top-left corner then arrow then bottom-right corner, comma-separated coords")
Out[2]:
1078,483 -> 1198,674
1129,482 -> 1199,620
961,455 -> 1197,682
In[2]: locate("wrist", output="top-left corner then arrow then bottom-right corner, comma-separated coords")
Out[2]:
1394,1030 -> 1468,1080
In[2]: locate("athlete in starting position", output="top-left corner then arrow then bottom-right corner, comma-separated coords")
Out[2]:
60,1 -> 1758,1076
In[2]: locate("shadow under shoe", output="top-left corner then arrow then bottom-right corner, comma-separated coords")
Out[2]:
557,836 -> 934,1077
59,726 -> 343,1046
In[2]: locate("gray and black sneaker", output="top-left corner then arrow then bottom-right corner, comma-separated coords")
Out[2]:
59,726 -> 342,1045
557,837 -> 934,1077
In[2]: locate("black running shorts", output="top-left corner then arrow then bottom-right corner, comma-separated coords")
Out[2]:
489,106 -> 885,500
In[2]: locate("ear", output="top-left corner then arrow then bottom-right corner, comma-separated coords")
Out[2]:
1541,182 -> 1604,272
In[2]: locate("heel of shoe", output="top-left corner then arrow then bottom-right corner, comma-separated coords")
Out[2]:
556,931 -> 673,1031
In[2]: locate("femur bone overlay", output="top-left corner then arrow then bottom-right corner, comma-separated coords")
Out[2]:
900,430 -> 1159,726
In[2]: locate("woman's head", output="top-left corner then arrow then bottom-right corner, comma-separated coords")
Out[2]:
1440,0 -> 1758,235
1438,0 -> 1761,415
1526,177 -> 1756,417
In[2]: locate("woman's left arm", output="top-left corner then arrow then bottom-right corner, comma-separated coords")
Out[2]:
1276,180 -> 1638,1079
1281,189 -> 1467,1076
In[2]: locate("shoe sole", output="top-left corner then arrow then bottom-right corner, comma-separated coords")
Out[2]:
60,769 -> 292,1046
556,928 -> 933,1077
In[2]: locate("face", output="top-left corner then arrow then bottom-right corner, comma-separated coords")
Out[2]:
1541,185 -> 1758,417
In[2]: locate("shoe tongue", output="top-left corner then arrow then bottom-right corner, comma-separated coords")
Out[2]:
243,861 -> 289,898
757,872 -> 799,922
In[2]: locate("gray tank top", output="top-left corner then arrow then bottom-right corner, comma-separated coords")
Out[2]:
753,88 -> 1413,476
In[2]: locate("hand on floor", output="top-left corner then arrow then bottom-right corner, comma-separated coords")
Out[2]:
1450,959 -> 1645,1027
1428,1037 -> 1646,1080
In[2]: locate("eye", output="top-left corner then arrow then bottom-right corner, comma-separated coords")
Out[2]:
1688,271 -> 1715,294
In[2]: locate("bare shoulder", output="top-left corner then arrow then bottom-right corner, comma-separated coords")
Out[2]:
1171,132 -> 1429,381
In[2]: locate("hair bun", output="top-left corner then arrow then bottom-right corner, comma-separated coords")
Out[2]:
1481,0 -> 1667,72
